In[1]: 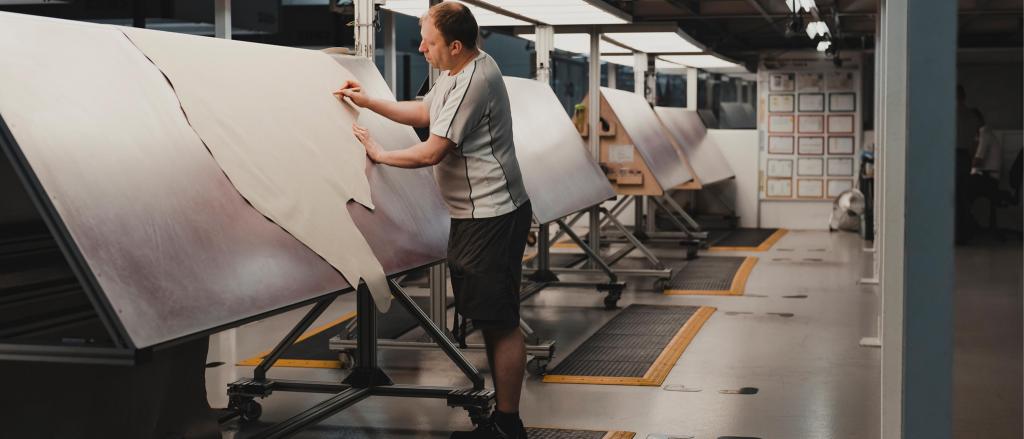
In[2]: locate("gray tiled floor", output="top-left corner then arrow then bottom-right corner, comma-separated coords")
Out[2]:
952,239 -> 1023,439
207,230 -> 1020,439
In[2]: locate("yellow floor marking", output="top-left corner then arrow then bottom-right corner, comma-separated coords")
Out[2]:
551,239 -> 580,249
522,251 -> 539,263
236,310 -> 357,368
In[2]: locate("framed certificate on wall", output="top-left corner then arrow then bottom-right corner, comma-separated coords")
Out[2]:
829,92 -> 856,112
797,179 -> 825,198
767,158 -> 794,177
827,115 -> 854,133
768,136 -> 795,154
769,114 -> 795,133
796,72 -> 825,92
769,94 -> 795,112
798,93 -> 825,112
766,178 -> 793,198
828,136 -> 855,155
798,114 -> 825,133
797,157 -> 824,176
798,137 -> 825,155
827,71 -> 855,91
827,157 -> 855,176
770,73 -> 796,91
827,179 -> 854,197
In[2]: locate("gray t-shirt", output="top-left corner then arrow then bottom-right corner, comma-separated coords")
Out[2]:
424,51 -> 530,219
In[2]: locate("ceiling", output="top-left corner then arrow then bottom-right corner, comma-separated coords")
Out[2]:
601,0 -> 1022,68
0,0 -> 1020,68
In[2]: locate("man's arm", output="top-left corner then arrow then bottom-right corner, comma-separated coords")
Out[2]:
335,81 -> 430,128
365,99 -> 430,128
354,124 -> 453,168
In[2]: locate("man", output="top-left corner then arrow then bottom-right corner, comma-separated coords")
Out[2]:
955,85 -> 983,242
336,3 -> 531,438
969,111 -> 1006,236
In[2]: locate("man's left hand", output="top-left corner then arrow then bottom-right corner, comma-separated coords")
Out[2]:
353,123 -> 383,163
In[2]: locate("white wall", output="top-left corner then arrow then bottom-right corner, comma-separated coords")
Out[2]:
709,129 -> 759,228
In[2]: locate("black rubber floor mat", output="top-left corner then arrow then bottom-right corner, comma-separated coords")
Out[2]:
544,304 -> 714,385
707,228 -> 786,251
237,296 -> 449,368
663,256 -> 755,296
234,425 -> 634,439
527,428 -> 634,439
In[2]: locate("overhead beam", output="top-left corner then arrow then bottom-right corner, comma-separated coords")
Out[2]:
959,0 -> 999,30
601,34 -> 639,52
645,13 -> 877,20
742,0 -> 787,36
664,0 -> 700,15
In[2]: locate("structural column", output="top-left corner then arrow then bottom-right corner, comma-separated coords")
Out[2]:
879,0 -> 956,438
685,67 -> 698,110
587,29 -> 602,267
214,0 -> 231,39
208,0 -> 235,409
354,0 -> 375,59
382,10 -> 397,96
534,25 -> 554,85
632,52 -> 646,97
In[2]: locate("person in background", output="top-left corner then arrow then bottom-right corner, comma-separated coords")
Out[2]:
955,85 -> 983,243
969,111 -> 1006,238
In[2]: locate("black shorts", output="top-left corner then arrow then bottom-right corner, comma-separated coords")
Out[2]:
447,201 -> 532,330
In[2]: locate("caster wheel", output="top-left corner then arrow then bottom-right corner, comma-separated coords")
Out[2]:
603,294 -> 620,310
526,232 -> 537,246
240,400 -> 262,422
230,397 -> 263,423
338,351 -> 356,370
527,358 -> 548,376
653,278 -> 670,292
685,244 -> 699,260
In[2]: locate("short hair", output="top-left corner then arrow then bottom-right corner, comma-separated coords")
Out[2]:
423,2 -> 479,50
973,108 -> 985,126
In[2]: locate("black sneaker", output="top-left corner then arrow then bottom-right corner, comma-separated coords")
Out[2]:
450,418 -> 527,439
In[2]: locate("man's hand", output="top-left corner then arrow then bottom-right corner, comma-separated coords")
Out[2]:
353,123 -> 384,163
334,79 -> 371,108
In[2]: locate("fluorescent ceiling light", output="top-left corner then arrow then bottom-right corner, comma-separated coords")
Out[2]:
382,0 -> 529,27
659,54 -> 740,69
604,32 -> 703,54
486,0 -> 629,25
805,21 -> 829,39
817,40 -> 831,52
520,33 -> 629,55
601,55 -> 681,70
382,0 -> 627,26
784,0 -> 816,12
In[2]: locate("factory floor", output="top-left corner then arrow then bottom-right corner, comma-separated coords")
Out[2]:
209,230 -> 1021,439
